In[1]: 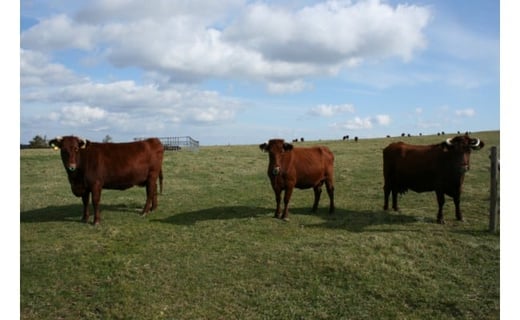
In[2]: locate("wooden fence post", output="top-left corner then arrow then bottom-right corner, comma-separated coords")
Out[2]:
489,146 -> 499,233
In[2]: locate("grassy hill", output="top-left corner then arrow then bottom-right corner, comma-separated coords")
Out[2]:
20,131 -> 499,319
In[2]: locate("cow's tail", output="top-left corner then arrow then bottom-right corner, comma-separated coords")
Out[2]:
159,168 -> 163,194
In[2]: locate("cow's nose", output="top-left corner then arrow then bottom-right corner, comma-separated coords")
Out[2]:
272,167 -> 280,176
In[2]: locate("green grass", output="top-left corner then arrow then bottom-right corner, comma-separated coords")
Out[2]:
21,131 -> 500,319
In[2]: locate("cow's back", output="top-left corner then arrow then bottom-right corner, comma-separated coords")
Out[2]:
384,142 -> 442,192
289,146 -> 334,188
83,138 -> 163,189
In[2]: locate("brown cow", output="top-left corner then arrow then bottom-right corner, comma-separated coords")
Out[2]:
383,135 -> 484,224
49,136 -> 164,225
259,139 -> 335,221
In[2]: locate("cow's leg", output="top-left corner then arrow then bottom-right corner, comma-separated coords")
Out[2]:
325,179 -> 335,214
81,192 -> 90,223
151,182 -> 158,211
383,184 -> 390,210
91,185 -> 102,225
453,193 -> 464,221
150,176 -> 159,211
435,190 -> 445,224
274,189 -> 282,219
142,181 -> 154,216
281,187 -> 294,221
312,184 -> 322,212
391,189 -> 399,211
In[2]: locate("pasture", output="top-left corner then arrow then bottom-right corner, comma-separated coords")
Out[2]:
21,131 -> 499,319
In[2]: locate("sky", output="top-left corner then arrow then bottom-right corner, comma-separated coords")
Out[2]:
19,0 -> 500,146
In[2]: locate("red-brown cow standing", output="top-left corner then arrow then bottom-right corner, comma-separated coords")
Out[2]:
383,135 -> 484,224
49,136 -> 164,225
260,139 -> 335,221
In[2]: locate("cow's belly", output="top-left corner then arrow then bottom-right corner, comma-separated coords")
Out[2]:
295,182 -> 315,189
103,183 -> 137,190
408,184 -> 435,193
295,177 -> 323,189
99,173 -> 150,190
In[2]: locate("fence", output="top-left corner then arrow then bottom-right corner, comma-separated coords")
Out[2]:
134,136 -> 199,152
489,146 -> 499,233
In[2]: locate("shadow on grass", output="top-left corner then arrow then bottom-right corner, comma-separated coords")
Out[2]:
291,207 -> 430,233
152,205 -> 426,231
151,206 -> 271,225
20,203 -> 143,223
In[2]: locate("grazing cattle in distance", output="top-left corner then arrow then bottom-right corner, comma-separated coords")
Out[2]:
49,136 -> 164,225
354,136 -> 358,142
382,135 -> 484,224
259,139 -> 335,221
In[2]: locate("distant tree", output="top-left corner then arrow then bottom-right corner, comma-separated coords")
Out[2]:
102,135 -> 113,143
28,135 -> 48,148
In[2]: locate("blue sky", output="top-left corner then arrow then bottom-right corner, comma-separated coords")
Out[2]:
20,0 -> 500,145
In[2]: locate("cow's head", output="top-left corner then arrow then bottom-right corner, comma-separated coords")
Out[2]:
259,139 -> 293,176
49,136 -> 90,172
441,135 -> 485,173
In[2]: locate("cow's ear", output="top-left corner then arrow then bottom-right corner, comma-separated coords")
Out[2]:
283,143 -> 294,151
259,143 -> 268,152
49,137 -> 63,150
441,141 -> 451,152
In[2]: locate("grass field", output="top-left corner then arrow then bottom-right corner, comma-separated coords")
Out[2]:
20,131 -> 499,319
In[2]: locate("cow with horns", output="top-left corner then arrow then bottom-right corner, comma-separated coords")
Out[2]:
382,135 -> 484,224
49,136 -> 164,225
259,139 -> 335,221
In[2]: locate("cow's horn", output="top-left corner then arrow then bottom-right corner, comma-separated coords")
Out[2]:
471,138 -> 480,147
79,137 -> 88,149
445,138 -> 453,145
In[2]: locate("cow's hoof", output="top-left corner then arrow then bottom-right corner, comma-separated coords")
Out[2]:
437,219 -> 445,224
282,217 -> 290,222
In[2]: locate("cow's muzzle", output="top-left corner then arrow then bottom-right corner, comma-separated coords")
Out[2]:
272,166 -> 281,176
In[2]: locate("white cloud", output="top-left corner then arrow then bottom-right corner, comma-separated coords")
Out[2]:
21,49 -> 83,87
20,0 -> 431,89
225,1 -> 430,64
51,105 -> 106,126
20,49 -> 245,142
335,116 -> 373,130
455,108 -> 476,117
309,104 -> 355,117
21,14 -> 97,51
375,114 -> 391,125
267,80 -> 311,94
332,114 -> 391,130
